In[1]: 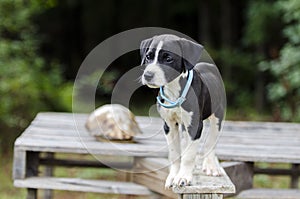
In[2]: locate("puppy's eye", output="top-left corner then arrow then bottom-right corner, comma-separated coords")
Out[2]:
145,52 -> 153,61
164,54 -> 173,63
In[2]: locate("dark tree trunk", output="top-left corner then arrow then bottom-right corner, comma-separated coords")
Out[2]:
220,0 -> 232,81
198,0 -> 211,45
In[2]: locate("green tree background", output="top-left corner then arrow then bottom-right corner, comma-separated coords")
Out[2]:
260,0 -> 300,121
0,0 -> 72,153
1,0 -> 300,151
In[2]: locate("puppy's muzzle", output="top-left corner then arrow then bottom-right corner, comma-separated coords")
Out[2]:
143,71 -> 154,81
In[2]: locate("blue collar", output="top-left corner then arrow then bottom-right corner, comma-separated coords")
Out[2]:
157,70 -> 194,108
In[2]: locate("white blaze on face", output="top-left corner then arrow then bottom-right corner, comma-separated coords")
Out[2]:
142,41 -> 167,87
153,41 -> 163,64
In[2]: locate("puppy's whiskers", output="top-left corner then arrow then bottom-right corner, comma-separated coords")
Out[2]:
135,76 -> 143,83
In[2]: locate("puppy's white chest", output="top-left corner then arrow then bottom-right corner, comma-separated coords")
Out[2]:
158,106 -> 193,128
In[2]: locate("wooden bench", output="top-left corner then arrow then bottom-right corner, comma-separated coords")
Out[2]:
13,112 -> 300,198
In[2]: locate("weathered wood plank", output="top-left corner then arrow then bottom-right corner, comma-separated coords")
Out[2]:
26,151 -> 39,177
175,156 -> 235,195
173,166 -> 235,194
31,120 -> 164,138
14,177 -> 152,196
39,157 -> 133,169
35,112 -> 300,132
215,144 -> 300,164
33,114 -> 300,144
181,193 -> 222,199
15,137 -> 300,164
27,114 -> 300,143
254,167 -> 300,176
26,188 -> 37,199
15,135 -> 300,164
221,162 -> 253,196
133,173 -> 177,198
13,148 -> 27,179
22,127 -> 300,150
28,113 -> 300,154
31,122 -> 300,142
237,188 -> 300,199
29,113 -> 300,140
43,153 -> 54,199
15,137 -> 169,157
24,126 -> 90,136
133,157 -> 177,198
291,164 -> 299,188
133,158 -> 235,198
33,114 -> 300,142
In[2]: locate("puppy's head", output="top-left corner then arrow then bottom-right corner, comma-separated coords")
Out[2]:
140,34 -> 203,88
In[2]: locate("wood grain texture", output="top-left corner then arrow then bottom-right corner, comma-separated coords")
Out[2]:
15,177 -> 152,195
173,167 -> 235,194
13,149 -> 26,179
133,157 -> 235,198
237,188 -> 300,199
26,188 -> 37,199
43,153 -> 54,199
181,193 -> 223,199
133,158 -> 177,198
15,112 -> 300,163
221,162 -> 253,196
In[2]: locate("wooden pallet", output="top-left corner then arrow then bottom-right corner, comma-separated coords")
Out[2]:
12,112 -> 300,198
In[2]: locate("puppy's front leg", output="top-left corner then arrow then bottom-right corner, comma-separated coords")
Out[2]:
164,122 -> 181,189
173,134 -> 200,187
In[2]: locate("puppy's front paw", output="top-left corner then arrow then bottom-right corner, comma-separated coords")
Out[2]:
165,174 -> 174,189
165,173 -> 176,189
202,156 -> 222,176
172,172 -> 193,187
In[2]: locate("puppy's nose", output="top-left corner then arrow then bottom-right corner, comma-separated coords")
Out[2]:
144,71 -> 154,81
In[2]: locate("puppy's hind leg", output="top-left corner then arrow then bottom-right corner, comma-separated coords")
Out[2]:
202,114 -> 222,176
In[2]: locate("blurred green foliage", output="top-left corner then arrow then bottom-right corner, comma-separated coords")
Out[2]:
0,0 -> 72,152
243,1 -> 281,46
236,0 -> 300,122
259,0 -> 300,121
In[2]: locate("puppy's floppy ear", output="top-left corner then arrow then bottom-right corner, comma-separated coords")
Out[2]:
140,38 -> 153,64
179,38 -> 203,71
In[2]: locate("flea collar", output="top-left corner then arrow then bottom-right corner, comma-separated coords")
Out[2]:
157,70 -> 193,108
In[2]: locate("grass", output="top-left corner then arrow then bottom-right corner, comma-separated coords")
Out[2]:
254,162 -> 300,189
0,152 -> 26,199
226,108 -> 273,121
254,175 -> 290,188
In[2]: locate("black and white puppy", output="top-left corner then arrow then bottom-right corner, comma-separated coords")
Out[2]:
140,34 -> 226,188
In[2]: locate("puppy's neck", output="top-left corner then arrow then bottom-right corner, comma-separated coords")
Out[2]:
163,71 -> 189,101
